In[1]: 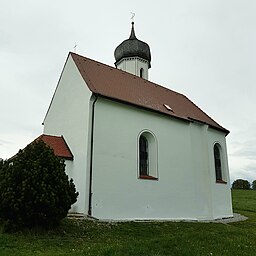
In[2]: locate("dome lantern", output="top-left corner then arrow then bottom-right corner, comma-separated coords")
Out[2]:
114,22 -> 151,79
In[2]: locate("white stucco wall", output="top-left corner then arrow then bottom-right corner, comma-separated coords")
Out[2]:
91,97 -> 233,220
116,57 -> 149,79
208,128 -> 233,219
43,55 -> 92,214
42,55 -> 232,220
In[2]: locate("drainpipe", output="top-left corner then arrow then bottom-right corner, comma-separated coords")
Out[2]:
88,95 -> 98,216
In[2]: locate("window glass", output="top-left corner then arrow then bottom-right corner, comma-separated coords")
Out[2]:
214,144 -> 222,181
140,68 -> 144,78
138,131 -> 158,180
139,135 -> 148,176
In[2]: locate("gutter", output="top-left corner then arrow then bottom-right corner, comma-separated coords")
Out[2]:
94,94 -> 229,135
88,95 -> 98,216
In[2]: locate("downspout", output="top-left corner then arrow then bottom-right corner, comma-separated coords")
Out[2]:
88,95 -> 98,216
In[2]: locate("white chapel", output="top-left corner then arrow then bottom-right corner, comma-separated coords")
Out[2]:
39,22 -> 233,220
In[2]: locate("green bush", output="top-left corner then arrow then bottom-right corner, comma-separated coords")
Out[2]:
0,140 -> 78,229
252,180 -> 256,190
0,158 -> 3,169
232,179 -> 250,190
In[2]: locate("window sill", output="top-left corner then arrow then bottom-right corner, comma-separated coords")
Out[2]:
216,179 -> 227,184
139,175 -> 158,180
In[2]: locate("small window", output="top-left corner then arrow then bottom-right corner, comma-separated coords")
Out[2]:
214,143 -> 225,183
140,68 -> 144,78
138,131 -> 158,180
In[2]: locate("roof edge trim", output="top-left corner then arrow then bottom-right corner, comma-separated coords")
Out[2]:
188,117 -> 230,135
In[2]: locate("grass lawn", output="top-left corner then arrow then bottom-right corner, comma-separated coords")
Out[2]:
0,190 -> 256,256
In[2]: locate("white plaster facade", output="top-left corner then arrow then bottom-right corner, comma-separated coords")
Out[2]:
43,54 -> 233,221
91,98 -> 232,220
115,57 -> 149,79
43,56 -> 92,214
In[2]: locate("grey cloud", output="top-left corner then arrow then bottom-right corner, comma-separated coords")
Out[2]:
0,0 -> 256,182
0,139 -> 12,145
230,162 -> 256,183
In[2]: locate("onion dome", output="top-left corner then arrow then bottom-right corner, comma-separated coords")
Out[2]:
114,22 -> 151,68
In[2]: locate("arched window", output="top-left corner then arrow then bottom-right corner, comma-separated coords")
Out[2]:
139,135 -> 148,175
138,131 -> 158,180
214,144 -> 223,181
140,68 -> 144,78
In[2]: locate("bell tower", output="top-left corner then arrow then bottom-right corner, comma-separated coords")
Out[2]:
114,22 -> 151,80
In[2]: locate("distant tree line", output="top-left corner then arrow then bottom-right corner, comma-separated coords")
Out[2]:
232,179 -> 256,190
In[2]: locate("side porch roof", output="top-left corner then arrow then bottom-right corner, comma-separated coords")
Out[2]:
37,134 -> 73,160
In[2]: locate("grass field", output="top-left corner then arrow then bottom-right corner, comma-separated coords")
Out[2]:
0,189 -> 256,255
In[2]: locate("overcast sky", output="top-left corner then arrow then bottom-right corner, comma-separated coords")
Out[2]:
0,0 -> 255,183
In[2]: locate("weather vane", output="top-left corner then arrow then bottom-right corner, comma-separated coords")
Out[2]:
130,12 -> 135,22
73,42 -> 77,53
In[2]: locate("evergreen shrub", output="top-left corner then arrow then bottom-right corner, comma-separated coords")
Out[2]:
0,140 -> 78,229
252,180 -> 256,190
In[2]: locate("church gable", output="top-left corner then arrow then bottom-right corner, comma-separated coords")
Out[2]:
43,54 -> 92,127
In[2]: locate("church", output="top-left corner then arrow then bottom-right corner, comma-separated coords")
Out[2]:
41,22 -> 233,220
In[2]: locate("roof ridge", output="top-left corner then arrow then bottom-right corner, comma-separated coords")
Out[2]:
70,53 -> 99,93
70,52 -> 114,70
70,52 -> 184,98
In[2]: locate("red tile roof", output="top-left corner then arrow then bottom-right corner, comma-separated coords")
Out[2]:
70,52 -> 229,135
37,135 -> 73,160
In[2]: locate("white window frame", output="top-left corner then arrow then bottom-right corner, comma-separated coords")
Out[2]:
213,142 -> 227,184
137,130 -> 158,180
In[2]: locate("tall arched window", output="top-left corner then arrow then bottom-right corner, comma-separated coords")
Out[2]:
214,144 -> 222,181
138,131 -> 158,180
139,135 -> 148,175
140,68 -> 144,78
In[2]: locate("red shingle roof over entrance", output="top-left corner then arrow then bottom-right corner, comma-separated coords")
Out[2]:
70,52 -> 229,135
38,135 -> 73,160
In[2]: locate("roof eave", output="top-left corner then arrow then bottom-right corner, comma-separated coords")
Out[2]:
93,93 -> 191,123
188,117 -> 230,136
93,93 -> 229,135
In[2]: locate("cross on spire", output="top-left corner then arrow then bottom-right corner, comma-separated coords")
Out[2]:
130,12 -> 135,22
73,43 -> 77,53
